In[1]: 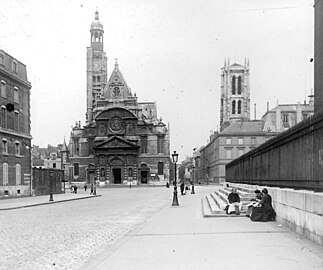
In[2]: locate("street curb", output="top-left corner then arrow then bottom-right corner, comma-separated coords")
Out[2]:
0,195 -> 102,211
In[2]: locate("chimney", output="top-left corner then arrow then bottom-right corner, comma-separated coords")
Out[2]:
267,102 -> 269,112
276,107 -> 281,132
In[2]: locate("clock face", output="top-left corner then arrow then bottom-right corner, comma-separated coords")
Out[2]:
93,61 -> 101,71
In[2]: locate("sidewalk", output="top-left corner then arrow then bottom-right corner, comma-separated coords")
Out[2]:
83,186 -> 323,270
0,191 -> 101,211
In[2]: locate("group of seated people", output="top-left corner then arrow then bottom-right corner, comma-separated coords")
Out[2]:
225,187 -> 276,222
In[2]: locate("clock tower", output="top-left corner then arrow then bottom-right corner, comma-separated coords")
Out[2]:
86,10 -> 108,124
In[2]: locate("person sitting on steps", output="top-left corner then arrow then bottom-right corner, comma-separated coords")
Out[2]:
225,188 -> 242,215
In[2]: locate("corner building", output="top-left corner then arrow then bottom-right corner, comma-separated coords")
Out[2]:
67,11 -> 170,185
0,50 -> 32,197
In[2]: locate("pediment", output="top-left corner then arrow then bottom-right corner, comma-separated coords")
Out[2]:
95,136 -> 138,149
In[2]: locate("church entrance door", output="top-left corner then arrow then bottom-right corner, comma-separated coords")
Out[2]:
113,168 -> 122,184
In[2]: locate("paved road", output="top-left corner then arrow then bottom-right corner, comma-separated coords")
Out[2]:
0,187 -> 172,270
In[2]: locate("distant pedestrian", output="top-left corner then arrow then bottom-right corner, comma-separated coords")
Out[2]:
74,185 -> 78,194
84,184 -> 87,192
166,182 -> 169,188
180,180 -> 185,195
90,184 -> 94,195
70,185 -> 73,193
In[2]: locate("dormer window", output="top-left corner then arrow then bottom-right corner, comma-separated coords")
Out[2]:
12,60 -> 18,73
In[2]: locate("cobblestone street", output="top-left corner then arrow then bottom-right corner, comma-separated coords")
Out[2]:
0,187 -> 171,270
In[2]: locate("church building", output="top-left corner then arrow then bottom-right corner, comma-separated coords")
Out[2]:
66,11 -> 170,185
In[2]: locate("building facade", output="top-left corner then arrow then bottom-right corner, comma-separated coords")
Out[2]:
0,50 -> 32,198
66,11 -> 170,185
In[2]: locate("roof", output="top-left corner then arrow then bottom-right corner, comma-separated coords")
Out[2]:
220,120 -> 264,135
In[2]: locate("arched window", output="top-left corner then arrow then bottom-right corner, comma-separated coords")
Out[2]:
128,168 -> 133,178
1,80 -> 6,98
238,76 -> 242,94
232,100 -> 236,114
97,76 -> 100,83
232,76 -> 236,94
238,100 -> 242,114
93,76 -> 96,83
100,167 -> 105,177
95,32 -> 99,42
16,164 -> 21,185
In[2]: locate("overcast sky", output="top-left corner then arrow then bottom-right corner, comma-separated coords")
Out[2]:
0,0 -> 314,162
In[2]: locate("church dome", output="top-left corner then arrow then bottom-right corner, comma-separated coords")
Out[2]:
91,10 -> 104,31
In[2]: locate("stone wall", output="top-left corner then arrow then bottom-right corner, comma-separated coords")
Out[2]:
235,183 -> 323,245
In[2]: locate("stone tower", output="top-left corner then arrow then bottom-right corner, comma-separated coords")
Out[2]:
86,10 -> 108,124
220,59 -> 250,126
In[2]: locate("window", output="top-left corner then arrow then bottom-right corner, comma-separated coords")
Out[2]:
93,76 -> 96,83
302,113 -> 308,120
15,141 -> 20,155
158,162 -> 164,175
251,137 -> 256,145
16,164 -> 21,185
238,148 -> 244,157
97,76 -> 101,83
3,163 -> 8,185
73,163 -> 79,176
14,111 -> 19,131
283,114 -> 289,123
232,76 -> 236,94
157,136 -> 164,154
237,100 -> 242,114
1,80 -> 6,98
232,100 -> 236,114
53,163 -> 56,169
14,87 -> 19,103
113,87 -> 120,97
226,138 -> 232,145
0,54 -> 4,65
238,138 -> 244,145
237,76 -> 242,94
141,136 -> 147,153
13,61 -> 18,73
1,106 -> 7,128
226,149 -> 232,159
2,139 -> 8,154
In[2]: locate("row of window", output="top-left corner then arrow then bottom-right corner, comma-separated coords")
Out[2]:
0,54 -> 18,73
225,148 -> 247,159
1,80 -> 20,102
2,138 -> 21,155
231,75 -> 242,95
2,163 -> 21,185
1,107 -> 20,131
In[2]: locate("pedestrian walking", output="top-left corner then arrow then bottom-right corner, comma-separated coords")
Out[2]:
84,184 -> 87,192
74,185 -> 78,194
90,184 -> 94,195
180,180 -> 185,195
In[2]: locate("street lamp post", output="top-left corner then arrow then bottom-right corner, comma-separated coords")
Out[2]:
49,170 -> 54,201
171,151 -> 179,206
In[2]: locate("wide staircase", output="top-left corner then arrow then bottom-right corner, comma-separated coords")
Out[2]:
202,183 -> 257,217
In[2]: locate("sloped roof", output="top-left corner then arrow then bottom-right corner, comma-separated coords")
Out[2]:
221,120 -> 264,135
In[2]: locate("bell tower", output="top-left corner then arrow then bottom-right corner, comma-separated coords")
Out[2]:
220,58 -> 250,126
86,10 -> 108,124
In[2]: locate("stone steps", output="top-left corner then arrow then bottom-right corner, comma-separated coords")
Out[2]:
202,184 -> 257,218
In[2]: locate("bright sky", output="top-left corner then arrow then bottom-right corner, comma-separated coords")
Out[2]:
0,0 -> 314,162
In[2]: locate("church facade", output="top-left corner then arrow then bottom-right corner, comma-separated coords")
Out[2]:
66,11 -> 170,185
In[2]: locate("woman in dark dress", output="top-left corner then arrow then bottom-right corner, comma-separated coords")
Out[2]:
250,188 -> 276,222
